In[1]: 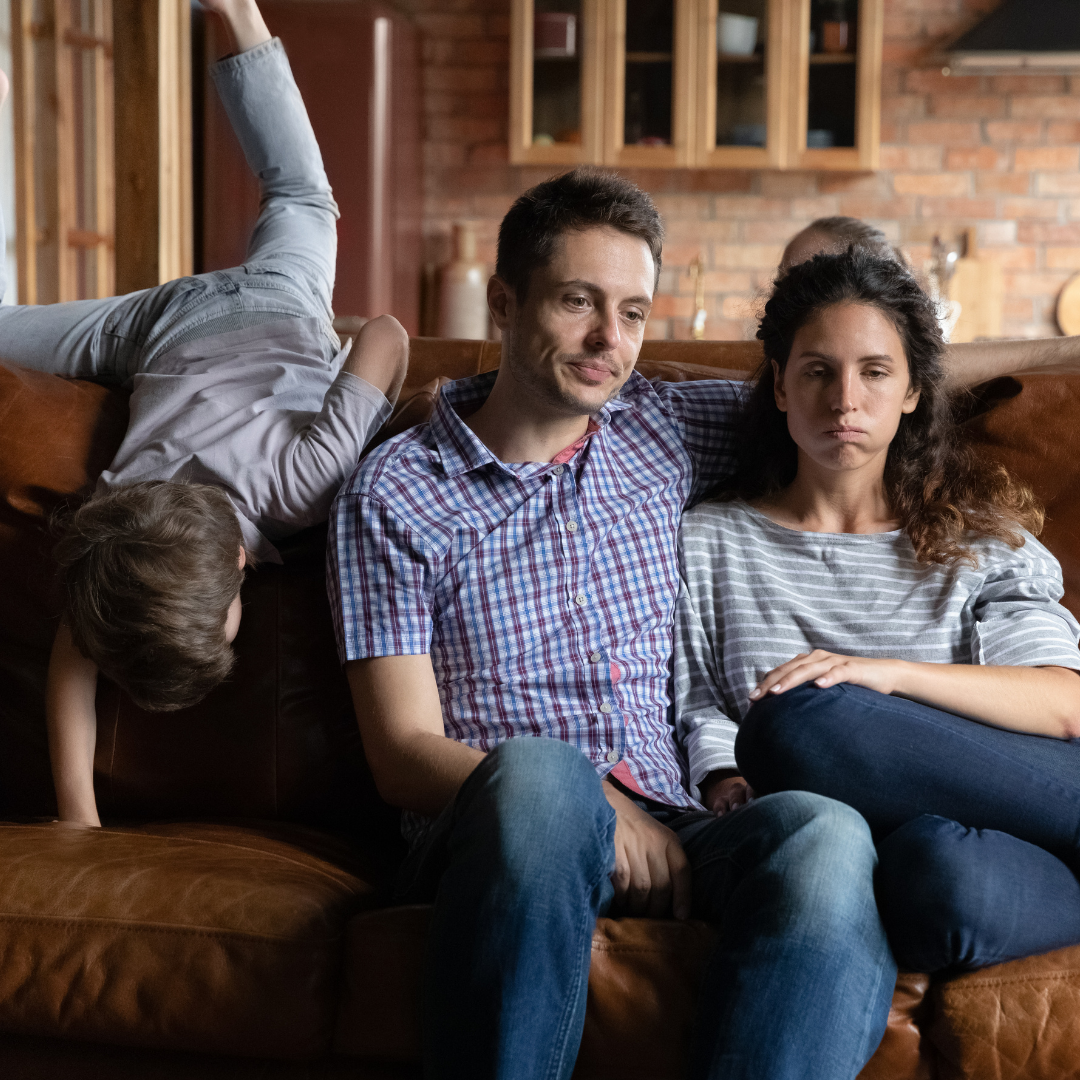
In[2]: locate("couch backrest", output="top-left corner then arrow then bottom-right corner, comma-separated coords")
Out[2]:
1,340 -> 1077,835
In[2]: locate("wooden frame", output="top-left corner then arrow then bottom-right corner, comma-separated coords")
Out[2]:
789,0 -> 882,171
693,0 -> 792,169
601,0 -> 694,168
509,0 -> 604,166
12,0 -> 115,304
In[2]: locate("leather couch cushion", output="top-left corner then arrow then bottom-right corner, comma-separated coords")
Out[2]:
0,822 -> 381,1059
927,944 -> 1080,1080
334,906 -> 929,1080
959,374 -> 1080,619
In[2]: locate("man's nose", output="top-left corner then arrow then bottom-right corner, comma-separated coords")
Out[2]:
585,304 -> 620,351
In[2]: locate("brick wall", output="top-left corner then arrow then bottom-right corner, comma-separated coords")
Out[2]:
397,0 -> 1080,340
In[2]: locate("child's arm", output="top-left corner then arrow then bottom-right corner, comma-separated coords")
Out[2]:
46,621 -> 102,827
340,315 -> 409,407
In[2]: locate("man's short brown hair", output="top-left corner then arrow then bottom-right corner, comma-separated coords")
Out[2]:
54,481 -> 246,711
496,167 -> 664,302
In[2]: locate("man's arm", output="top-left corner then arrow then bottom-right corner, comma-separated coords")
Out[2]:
346,654 -> 484,815
943,337 -> 1080,390
46,622 -> 101,827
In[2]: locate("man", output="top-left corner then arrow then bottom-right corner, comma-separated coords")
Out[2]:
328,171 -> 1077,1079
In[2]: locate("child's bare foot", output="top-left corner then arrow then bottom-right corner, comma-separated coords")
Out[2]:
342,314 -> 409,406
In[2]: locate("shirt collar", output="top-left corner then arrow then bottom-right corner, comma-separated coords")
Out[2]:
431,370 -> 639,479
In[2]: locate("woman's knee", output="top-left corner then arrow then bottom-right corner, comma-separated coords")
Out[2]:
735,685 -> 848,794
876,816 -> 1020,972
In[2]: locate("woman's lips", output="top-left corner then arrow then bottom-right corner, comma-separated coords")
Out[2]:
825,427 -> 867,442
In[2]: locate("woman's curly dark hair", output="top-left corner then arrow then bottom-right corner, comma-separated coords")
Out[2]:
729,246 -> 1042,566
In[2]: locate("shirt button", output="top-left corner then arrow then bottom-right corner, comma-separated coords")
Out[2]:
551,465 -> 564,476
589,652 -> 602,663
574,593 -> 587,606
566,521 -> 578,533
600,702 -> 613,714
606,750 -> 620,764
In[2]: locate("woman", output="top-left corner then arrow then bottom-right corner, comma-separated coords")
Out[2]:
675,246 -> 1080,973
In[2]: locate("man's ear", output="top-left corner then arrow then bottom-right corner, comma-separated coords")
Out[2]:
488,275 -> 515,332
771,359 -> 788,413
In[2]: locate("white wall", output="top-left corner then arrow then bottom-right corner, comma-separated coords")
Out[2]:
0,0 -> 15,304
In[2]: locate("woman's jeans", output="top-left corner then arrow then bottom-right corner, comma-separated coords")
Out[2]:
399,737 -> 895,1080
737,683 -> 1080,972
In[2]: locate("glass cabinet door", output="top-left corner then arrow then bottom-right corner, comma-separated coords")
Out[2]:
510,0 -> 602,165
695,0 -> 784,167
603,0 -> 693,167
793,0 -> 882,170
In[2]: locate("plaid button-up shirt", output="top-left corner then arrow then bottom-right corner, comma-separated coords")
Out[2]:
328,369 -> 741,820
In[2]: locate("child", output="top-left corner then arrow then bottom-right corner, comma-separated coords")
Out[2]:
0,0 -> 407,826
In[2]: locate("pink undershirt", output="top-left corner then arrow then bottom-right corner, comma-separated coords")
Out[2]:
551,422 -> 648,799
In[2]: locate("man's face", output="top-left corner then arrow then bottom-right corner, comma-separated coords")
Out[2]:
490,225 -> 656,417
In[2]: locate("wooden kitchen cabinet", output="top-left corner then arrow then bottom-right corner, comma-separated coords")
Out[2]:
509,0 -> 883,170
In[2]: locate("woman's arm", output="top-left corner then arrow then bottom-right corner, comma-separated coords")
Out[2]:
752,651 -> 1080,739
46,622 -> 102,826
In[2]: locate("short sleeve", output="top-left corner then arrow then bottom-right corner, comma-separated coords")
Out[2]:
327,490 -> 435,663
970,536 -> 1080,671
673,578 -> 741,800
653,379 -> 745,504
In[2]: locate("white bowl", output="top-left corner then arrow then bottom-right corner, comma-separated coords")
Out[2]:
718,13 -> 759,56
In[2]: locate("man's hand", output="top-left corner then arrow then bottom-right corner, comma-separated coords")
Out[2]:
200,0 -> 272,54
701,771 -> 754,816
749,650 -> 901,702
603,782 -> 691,920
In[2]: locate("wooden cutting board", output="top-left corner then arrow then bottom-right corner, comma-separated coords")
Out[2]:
1057,272 -> 1080,336
948,258 -> 1003,343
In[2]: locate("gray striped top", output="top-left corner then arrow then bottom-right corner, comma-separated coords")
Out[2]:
674,498 -> 1080,799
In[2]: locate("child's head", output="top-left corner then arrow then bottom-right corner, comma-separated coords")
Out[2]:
54,482 -> 247,711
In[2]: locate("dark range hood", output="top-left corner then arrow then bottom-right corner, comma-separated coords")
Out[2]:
949,0 -> 1080,68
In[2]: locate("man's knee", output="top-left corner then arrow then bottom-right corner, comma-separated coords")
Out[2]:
457,738 -> 613,869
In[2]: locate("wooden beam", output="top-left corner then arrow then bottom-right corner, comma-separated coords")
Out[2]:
112,0 -> 191,294
11,0 -> 38,304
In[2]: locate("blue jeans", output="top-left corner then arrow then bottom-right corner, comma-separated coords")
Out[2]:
736,684 -> 1080,972
0,38 -> 340,384
399,737 -> 894,1080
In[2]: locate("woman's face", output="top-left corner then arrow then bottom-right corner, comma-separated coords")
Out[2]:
774,301 -> 920,476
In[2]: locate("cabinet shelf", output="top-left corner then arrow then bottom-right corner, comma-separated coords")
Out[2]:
510,0 -> 883,170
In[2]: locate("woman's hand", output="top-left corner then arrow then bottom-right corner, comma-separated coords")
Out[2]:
750,650 -> 902,702
701,772 -> 754,816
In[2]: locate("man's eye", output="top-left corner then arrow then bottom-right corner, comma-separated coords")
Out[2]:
568,295 -> 588,308
624,309 -> 644,322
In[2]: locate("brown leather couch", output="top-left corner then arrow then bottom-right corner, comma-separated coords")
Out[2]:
1,337 -> 1079,1079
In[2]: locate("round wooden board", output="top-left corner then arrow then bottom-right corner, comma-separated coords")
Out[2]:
1057,272 -> 1080,336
